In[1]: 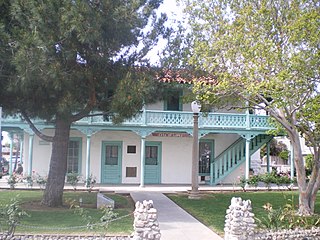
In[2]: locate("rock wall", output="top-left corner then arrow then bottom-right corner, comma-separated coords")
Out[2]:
132,200 -> 161,240
224,197 -> 320,240
224,197 -> 256,240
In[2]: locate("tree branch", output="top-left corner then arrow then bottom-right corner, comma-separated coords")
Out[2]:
20,110 -> 54,142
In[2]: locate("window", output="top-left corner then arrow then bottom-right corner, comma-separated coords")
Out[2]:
164,90 -> 182,111
126,167 -> 137,177
105,145 -> 118,165
67,139 -> 81,173
127,145 -> 136,154
145,146 -> 158,165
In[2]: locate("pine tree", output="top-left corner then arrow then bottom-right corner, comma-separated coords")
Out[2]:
2,0 -> 167,206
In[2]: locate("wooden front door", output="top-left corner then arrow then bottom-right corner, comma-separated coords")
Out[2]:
101,142 -> 122,184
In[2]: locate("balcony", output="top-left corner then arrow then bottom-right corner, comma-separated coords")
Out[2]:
77,110 -> 272,130
1,110 -> 273,133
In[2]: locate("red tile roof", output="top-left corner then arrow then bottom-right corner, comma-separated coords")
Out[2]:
156,69 -> 218,85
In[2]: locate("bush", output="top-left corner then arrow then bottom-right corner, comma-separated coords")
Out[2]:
35,174 -> 47,189
257,196 -> 320,230
248,175 -> 261,188
0,198 -> 28,239
7,174 -> 21,189
66,172 -> 81,190
84,174 -> 96,192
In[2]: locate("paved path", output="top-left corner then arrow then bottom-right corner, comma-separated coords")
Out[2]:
130,192 -> 223,240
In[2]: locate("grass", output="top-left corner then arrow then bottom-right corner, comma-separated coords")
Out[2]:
0,190 -> 134,235
167,191 -> 320,236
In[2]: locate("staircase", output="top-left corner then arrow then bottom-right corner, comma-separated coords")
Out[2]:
210,134 -> 273,185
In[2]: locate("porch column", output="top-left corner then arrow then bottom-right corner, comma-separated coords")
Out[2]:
266,141 -> 271,173
140,137 -> 146,188
241,133 -> 256,182
18,133 -> 24,164
290,142 -> 294,180
9,132 -> 14,175
27,134 -> 34,175
85,135 -> 91,185
245,139 -> 251,180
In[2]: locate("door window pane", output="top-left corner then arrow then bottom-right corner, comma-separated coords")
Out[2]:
106,145 -> 118,165
145,146 -> 158,165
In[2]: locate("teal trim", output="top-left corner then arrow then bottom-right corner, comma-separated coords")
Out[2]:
144,141 -> 162,184
68,137 -> 82,174
210,134 -> 273,185
101,141 -> 122,184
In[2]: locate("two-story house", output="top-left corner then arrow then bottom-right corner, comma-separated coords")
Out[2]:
1,75 -> 274,186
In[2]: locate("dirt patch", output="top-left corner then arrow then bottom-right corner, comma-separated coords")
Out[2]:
21,200 -> 71,211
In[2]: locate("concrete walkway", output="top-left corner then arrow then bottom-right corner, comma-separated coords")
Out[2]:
130,191 -> 223,240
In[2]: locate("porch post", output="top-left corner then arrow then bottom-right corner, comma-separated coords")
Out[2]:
19,133 -> 24,164
9,132 -> 14,175
290,142 -> 294,180
27,134 -> 34,175
241,133 -> 256,182
140,137 -> 146,187
245,139 -> 250,180
85,135 -> 91,185
266,141 -> 271,173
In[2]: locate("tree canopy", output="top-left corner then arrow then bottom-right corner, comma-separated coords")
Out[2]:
0,0 -> 168,206
168,0 -> 320,215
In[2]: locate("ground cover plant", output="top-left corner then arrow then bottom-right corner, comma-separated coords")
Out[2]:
0,190 -> 134,236
167,191 -> 320,236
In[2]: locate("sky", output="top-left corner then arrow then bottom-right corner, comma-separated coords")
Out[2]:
146,0 -> 185,65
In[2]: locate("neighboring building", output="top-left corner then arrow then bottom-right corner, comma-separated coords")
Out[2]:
1,78 -> 274,185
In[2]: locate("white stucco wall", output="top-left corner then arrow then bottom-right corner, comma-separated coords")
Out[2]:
90,130 -> 142,183
22,128 -> 249,185
23,130 -> 52,176
148,135 -> 193,184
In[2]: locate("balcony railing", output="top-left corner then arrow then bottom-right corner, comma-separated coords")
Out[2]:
77,110 -> 272,130
2,110 -> 273,130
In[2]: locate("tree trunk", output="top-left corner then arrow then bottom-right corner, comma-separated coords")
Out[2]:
42,118 -> 71,207
289,130 -> 315,215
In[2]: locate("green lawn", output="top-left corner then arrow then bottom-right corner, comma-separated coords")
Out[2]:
0,190 -> 134,235
167,191 -> 320,236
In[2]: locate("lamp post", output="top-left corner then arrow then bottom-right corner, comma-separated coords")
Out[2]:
189,101 -> 201,199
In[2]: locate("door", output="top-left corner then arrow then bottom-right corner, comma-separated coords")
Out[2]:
199,140 -> 214,177
101,142 -> 122,184
144,142 -> 161,184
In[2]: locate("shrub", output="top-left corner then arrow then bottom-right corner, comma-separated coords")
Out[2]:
23,174 -> 35,188
0,198 -> 28,239
35,174 -> 47,189
7,174 -> 20,190
257,196 -> 320,230
84,174 -> 96,192
248,175 -> 261,188
66,172 -> 81,190
239,176 -> 247,192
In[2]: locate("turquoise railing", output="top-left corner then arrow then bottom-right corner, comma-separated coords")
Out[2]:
2,110 -> 273,130
210,134 -> 273,185
78,110 -> 272,129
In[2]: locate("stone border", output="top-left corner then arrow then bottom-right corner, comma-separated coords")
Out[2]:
224,197 -> 320,240
254,227 -> 320,240
4,235 -> 130,240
